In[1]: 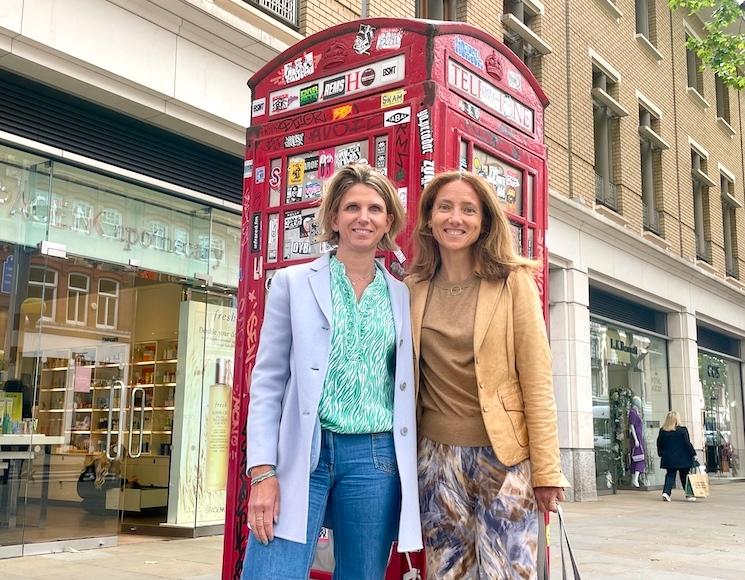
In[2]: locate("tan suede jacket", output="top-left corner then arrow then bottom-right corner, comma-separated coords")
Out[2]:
407,268 -> 570,489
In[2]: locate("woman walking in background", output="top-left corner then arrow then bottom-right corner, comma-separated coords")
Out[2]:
243,164 -> 422,579
407,170 -> 568,579
657,411 -> 698,502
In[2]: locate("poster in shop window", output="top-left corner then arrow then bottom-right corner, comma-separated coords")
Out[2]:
169,301 -> 237,526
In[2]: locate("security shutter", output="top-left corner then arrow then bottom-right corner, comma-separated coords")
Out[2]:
589,287 -> 666,334
0,68 -> 242,205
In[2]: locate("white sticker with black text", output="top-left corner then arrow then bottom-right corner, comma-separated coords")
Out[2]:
384,106 -> 411,127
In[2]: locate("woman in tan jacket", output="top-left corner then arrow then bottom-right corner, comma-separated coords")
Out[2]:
407,170 -> 568,579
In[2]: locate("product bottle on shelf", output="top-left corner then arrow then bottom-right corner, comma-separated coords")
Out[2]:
205,357 -> 232,491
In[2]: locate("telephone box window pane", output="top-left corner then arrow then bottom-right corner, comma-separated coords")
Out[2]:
267,213 -> 279,263
510,222 -> 522,255
334,140 -> 368,169
460,140 -> 468,170
269,159 -> 282,207
527,173 -> 535,223
283,207 -> 322,260
374,136 -> 388,176
472,148 -> 523,216
527,228 -> 534,258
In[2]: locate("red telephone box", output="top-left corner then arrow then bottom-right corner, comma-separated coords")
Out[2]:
224,18 -> 549,579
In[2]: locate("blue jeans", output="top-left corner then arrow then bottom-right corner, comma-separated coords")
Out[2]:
242,430 -> 401,580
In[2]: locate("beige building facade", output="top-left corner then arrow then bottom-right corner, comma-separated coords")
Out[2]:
296,0 -> 745,500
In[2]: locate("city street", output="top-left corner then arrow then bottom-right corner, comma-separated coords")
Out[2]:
1,480 -> 743,579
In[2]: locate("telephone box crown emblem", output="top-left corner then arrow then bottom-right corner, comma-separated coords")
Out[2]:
323,42 -> 347,69
485,52 -> 504,80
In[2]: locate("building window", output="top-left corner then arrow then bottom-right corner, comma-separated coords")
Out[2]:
592,62 -> 628,211
97,278 -> 119,329
685,32 -> 704,96
28,266 -> 58,321
502,0 -> 552,74
638,103 -> 669,235
174,228 -> 190,256
101,208 -> 123,239
67,273 -> 89,325
71,200 -> 93,233
149,221 -> 168,251
715,75 -> 731,126
416,0 -> 457,20
635,0 -> 657,45
691,149 -> 714,262
721,174 -> 739,278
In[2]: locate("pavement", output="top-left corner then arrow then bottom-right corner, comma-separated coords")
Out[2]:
1,480 -> 743,579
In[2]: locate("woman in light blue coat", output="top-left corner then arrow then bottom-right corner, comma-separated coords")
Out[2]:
243,164 -> 422,580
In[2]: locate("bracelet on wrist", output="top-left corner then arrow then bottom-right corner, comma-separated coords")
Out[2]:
251,468 -> 277,486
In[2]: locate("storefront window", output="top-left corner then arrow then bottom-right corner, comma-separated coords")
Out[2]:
698,352 -> 744,477
1,141 -> 241,551
591,319 -> 670,492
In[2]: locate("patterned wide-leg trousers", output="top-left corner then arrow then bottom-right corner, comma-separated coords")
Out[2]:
418,437 -> 538,580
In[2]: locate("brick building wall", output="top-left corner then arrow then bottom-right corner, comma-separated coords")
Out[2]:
295,0 -> 745,285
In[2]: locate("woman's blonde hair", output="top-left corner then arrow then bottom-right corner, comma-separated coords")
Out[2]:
316,163 -> 405,251
661,411 -> 681,431
410,170 -> 539,280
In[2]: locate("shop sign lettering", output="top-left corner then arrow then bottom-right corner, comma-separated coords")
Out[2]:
299,84 -> 319,106
250,213 -> 261,252
255,166 -> 266,184
283,52 -> 316,84
609,338 -> 638,355
323,76 -> 346,99
332,104 -> 353,120
251,98 -> 266,119
284,133 -> 304,148
421,160 -> 435,188
381,89 -> 406,109
269,55 -> 405,116
353,24 -> 376,55
417,109 -> 434,154
448,60 -> 534,133
384,106 -> 411,127
376,28 -> 403,50
453,37 -> 485,70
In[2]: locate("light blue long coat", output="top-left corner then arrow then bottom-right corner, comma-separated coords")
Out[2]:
246,253 -> 423,552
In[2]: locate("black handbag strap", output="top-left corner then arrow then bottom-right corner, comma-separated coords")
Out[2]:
557,505 -> 582,580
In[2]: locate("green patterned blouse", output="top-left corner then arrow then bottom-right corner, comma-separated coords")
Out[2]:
318,256 -> 395,434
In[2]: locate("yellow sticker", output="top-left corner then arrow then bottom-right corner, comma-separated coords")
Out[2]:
288,160 -> 304,186
332,104 -> 353,121
381,89 -> 406,109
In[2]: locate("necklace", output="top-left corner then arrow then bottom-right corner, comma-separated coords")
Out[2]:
345,266 -> 376,285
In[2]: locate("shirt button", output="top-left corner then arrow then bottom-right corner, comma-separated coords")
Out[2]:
400,427 -> 408,436
475,357 -> 480,365
478,382 -> 484,390
400,382 -> 407,391
482,404 -> 489,413
399,338 -> 404,347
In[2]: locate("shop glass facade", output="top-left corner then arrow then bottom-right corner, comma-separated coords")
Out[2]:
0,143 -> 240,555
698,351 -> 744,478
591,319 -> 670,493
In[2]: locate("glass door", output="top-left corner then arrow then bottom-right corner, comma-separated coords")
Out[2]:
9,253 -> 136,549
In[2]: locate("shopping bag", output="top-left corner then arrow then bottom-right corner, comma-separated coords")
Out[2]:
686,472 -> 710,498
556,505 -> 582,580
402,552 -> 422,580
